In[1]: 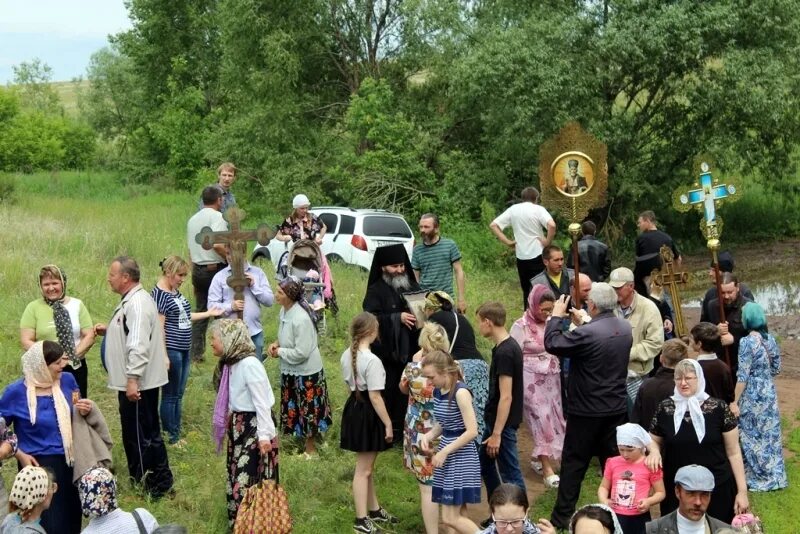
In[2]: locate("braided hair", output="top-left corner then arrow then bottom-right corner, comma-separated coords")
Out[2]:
349,312 -> 379,400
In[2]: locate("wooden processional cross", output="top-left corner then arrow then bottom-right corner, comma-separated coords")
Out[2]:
651,245 -> 689,337
195,207 -> 273,319
673,159 -> 740,366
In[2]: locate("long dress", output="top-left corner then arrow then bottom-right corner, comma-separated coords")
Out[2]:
401,361 -> 436,484
510,320 -> 566,461
431,382 -> 482,506
737,332 -> 788,491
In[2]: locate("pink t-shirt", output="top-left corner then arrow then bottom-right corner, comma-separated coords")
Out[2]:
603,455 -> 663,516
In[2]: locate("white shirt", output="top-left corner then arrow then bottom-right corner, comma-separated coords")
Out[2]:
340,349 -> 386,392
676,511 -> 706,534
187,207 -> 228,264
492,202 -> 553,260
229,357 -> 277,441
82,508 -> 159,534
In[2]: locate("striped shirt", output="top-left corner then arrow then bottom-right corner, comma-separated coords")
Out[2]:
151,286 -> 192,351
411,237 -> 461,297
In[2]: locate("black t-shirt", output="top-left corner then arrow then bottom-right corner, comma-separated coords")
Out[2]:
428,310 -> 483,360
484,337 -> 523,429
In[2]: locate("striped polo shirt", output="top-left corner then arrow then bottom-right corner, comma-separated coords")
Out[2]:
411,237 -> 462,297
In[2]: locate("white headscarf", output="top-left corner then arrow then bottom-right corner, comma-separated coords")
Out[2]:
671,359 -> 710,443
616,423 -> 651,449
22,342 -> 74,465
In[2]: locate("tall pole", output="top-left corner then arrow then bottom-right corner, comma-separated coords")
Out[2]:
569,222 -> 582,309
709,239 -> 731,368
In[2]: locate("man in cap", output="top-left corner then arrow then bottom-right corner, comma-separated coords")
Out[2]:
634,211 -> 681,296
563,159 -> 588,195
645,465 -> 732,533
699,251 -> 754,323
197,162 -> 237,213
363,244 -> 420,437
609,267 -> 664,412
490,186 -> 556,309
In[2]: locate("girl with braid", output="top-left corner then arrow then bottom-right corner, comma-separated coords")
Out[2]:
340,312 -> 398,534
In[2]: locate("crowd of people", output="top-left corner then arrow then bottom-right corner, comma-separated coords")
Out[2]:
0,164 -> 789,534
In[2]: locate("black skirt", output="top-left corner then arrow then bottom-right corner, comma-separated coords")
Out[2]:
340,391 -> 393,453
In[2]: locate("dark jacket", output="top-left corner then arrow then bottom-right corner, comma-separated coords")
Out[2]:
700,284 -> 754,322
705,293 -> 752,374
567,235 -> 611,282
530,267 -> 574,298
645,510 -> 730,534
631,366 -> 675,429
544,311 -> 632,416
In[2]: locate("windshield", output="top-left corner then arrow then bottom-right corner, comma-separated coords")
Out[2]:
362,215 -> 412,238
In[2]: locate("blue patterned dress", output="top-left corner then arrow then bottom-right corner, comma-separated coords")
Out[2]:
431,382 -> 482,505
737,332 -> 788,491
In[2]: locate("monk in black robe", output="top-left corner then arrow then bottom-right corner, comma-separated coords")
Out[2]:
363,244 -> 420,437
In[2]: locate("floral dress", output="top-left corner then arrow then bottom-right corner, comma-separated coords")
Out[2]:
279,214 -> 324,242
401,361 -> 436,484
737,332 -> 788,491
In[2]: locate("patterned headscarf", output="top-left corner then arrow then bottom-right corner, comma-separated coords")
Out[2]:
671,359 -> 710,443
212,319 -> 257,453
9,466 -> 50,511
39,265 -> 81,370
616,423 -> 652,449
22,342 -> 73,465
424,291 -> 454,314
279,275 -> 319,328
77,467 -> 118,518
526,284 -> 554,325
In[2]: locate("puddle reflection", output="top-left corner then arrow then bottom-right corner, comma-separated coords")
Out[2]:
684,282 -> 800,316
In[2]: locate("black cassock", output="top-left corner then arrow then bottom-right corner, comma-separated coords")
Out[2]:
363,279 -> 420,437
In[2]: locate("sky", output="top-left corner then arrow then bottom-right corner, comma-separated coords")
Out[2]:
0,0 -> 132,83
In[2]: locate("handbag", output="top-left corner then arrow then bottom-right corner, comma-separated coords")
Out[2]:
732,513 -> 763,533
233,469 -> 293,534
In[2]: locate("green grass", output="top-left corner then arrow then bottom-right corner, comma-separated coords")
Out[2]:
0,170 -> 797,532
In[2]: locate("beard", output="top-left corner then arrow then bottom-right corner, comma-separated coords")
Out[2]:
382,271 -> 412,292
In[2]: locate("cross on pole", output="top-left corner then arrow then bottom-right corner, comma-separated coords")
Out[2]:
195,207 -> 273,319
651,245 -> 689,337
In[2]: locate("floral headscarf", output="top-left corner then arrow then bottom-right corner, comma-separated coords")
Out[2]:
77,467 -> 118,518
39,265 -> 81,369
22,342 -> 73,465
424,291 -> 454,314
9,466 -> 50,511
212,319 -> 257,453
671,359 -> 710,443
279,275 -> 319,328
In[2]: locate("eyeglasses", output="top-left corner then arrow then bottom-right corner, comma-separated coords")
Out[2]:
674,376 -> 698,383
492,515 -> 527,529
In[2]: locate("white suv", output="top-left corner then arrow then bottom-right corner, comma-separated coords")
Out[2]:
252,207 -> 414,271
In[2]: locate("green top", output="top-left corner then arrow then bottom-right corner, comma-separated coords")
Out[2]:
19,297 -> 92,345
411,237 -> 461,297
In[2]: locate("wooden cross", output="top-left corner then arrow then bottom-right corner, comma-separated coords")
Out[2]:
195,207 -> 273,319
651,245 -> 689,337
674,161 -> 738,241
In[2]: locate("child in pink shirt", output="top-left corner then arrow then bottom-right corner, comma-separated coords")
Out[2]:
598,423 -> 665,534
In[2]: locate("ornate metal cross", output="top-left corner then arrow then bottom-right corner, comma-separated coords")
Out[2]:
673,161 -> 738,241
195,207 -> 273,319
652,245 -> 689,337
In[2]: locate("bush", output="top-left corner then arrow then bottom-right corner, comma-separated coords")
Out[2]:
0,174 -> 17,204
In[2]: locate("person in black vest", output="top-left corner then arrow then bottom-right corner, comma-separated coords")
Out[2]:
700,251 -> 754,322
706,273 -> 752,377
566,221 -> 611,282
530,245 -> 573,298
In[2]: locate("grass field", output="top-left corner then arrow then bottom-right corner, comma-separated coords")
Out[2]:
0,170 -> 797,532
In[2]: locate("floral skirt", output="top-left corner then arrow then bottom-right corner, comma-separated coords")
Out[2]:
226,411 -> 279,527
280,369 -> 333,438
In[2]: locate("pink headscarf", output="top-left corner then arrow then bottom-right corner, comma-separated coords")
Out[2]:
526,284 -> 554,325
512,284 -> 555,356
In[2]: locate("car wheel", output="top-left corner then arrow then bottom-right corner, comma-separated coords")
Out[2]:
326,253 -> 344,264
252,253 -> 272,272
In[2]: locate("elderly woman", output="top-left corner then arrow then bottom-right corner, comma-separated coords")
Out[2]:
276,194 -> 326,244
211,320 -> 279,527
20,265 -> 95,398
267,276 -> 332,457
509,284 -> 565,488
732,302 -> 788,491
424,291 -> 489,439
0,340 -> 93,534
79,467 -> 159,533
646,359 -> 749,524
152,255 -> 222,446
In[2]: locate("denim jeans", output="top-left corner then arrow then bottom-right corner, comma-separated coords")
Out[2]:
160,349 -> 190,443
251,331 -> 264,362
479,425 -> 526,499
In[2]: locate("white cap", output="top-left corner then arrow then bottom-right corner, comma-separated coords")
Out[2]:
608,267 -> 634,288
292,194 -> 311,209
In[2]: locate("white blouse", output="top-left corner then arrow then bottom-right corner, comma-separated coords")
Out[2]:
228,357 -> 277,441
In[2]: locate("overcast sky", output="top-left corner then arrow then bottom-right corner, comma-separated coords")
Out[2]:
0,0 -> 132,83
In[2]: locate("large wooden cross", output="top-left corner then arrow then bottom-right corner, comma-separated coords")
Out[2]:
195,207 -> 273,319
652,245 -> 689,337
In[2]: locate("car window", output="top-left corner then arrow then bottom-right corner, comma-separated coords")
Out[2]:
339,214 -> 356,234
362,215 -> 412,237
318,212 -> 338,233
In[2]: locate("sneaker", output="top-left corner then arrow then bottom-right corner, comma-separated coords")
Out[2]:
368,507 -> 399,524
353,517 -> 383,533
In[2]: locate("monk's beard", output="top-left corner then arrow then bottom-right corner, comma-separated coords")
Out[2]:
382,272 -> 411,291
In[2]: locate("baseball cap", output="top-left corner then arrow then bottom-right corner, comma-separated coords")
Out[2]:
608,267 -> 634,288
674,464 -> 715,492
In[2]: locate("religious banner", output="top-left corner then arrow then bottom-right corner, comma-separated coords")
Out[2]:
539,122 -> 608,307
196,207 -> 273,319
